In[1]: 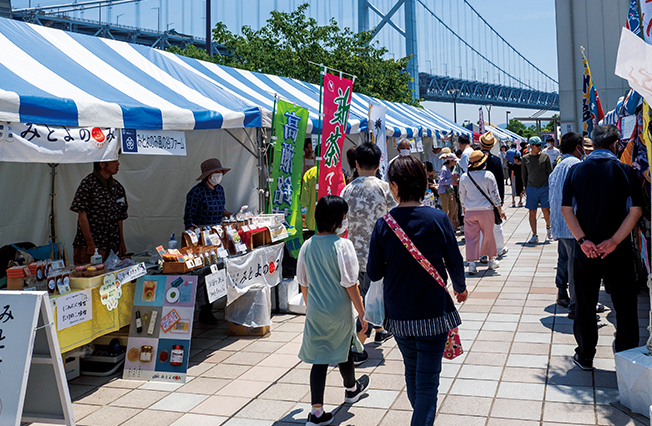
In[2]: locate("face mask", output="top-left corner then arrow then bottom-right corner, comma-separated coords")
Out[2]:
335,219 -> 349,235
399,149 -> 410,157
209,173 -> 223,186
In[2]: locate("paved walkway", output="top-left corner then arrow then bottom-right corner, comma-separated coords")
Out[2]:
32,205 -> 651,426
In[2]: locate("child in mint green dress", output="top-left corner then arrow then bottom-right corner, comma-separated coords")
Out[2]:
297,195 -> 370,426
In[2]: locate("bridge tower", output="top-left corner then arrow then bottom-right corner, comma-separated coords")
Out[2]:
358,0 -> 419,101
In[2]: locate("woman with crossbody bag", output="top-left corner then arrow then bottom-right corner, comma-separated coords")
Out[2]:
367,156 -> 467,426
459,150 -> 506,275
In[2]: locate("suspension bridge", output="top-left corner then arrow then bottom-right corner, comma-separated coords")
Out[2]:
7,0 -> 559,110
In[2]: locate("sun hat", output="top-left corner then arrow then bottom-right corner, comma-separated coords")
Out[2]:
468,150 -> 488,169
442,153 -> 458,162
528,136 -> 543,146
196,158 -> 231,181
479,132 -> 496,150
438,147 -> 452,159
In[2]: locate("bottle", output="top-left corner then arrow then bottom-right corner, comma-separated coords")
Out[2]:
169,233 -> 178,250
135,311 -> 143,333
170,345 -> 184,366
90,248 -> 102,265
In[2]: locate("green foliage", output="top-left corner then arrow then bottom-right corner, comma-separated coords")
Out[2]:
507,119 -> 537,139
543,114 -> 560,132
168,3 -> 418,106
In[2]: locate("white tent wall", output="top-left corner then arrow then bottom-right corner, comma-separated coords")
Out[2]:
0,128 -> 260,258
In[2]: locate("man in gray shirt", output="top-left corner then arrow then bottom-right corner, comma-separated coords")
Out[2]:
522,136 -> 552,244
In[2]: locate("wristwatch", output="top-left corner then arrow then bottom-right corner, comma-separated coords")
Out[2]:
577,236 -> 587,245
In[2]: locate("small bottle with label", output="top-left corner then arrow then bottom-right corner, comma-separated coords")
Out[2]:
135,311 -> 143,333
90,248 -> 102,265
47,272 -> 56,294
170,345 -> 184,366
169,233 -> 177,250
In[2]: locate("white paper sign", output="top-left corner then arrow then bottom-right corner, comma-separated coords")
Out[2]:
226,243 -> 284,304
616,28 -> 652,106
206,269 -> 228,303
121,128 -> 186,156
117,262 -> 147,284
621,115 -> 637,140
0,122 -> 119,163
56,289 -> 92,330
99,274 -> 122,311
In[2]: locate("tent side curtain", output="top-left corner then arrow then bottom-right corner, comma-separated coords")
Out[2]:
0,16 -> 463,138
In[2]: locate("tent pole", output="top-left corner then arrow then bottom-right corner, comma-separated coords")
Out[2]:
257,127 -> 266,215
48,163 -> 58,243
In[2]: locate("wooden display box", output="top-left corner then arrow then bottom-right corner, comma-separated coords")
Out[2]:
7,277 -> 25,290
249,229 -> 272,250
227,321 -> 271,337
161,261 -> 193,274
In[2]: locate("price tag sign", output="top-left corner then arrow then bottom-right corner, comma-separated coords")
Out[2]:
193,257 -> 203,268
205,269 -> 227,303
99,273 -> 123,311
57,289 -> 92,330
210,264 -> 218,274
117,262 -> 147,284
218,248 -> 229,259
51,259 -> 65,270
235,243 -> 248,254
185,260 -> 194,269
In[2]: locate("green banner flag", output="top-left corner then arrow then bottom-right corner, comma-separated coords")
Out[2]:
269,99 -> 309,257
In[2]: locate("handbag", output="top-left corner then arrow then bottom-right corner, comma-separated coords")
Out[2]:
383,213 -> 463,360
466,172 -> 502,225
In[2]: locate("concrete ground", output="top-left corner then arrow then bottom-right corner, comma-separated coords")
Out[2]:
30,204 -> 651,425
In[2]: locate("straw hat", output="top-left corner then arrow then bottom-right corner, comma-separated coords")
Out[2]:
468,150 -> 488,169
196,158 -> 231,181
438,147 -> 452,159
479,132 -> 496,150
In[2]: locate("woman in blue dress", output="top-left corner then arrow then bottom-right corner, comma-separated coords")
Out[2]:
297,195 -> 370,425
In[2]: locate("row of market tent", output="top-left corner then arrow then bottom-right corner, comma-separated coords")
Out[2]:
0,16 -> 519,254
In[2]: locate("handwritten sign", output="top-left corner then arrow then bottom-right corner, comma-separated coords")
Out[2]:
226,243 -> 284,291
99,273 -> 122,311
117,262 -> 147,285
121,129 -> 186,156
56,290 -> 92,331
206,269 -> 227,303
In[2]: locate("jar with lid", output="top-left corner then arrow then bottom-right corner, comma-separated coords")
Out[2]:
140,345 -> 153,362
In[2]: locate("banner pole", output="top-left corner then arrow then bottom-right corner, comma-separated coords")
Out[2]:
267,94 -> 279,214
314,64 -> 326,233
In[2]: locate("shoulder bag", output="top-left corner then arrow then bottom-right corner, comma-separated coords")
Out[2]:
383,213 -> 463,360
466,172 -> 503,225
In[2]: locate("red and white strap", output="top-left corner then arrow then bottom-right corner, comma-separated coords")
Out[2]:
383,213 -> 447,290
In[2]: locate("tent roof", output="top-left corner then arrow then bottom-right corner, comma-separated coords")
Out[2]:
0,17 -> 466,138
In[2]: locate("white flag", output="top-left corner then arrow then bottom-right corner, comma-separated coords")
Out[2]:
369,103 -> 388,179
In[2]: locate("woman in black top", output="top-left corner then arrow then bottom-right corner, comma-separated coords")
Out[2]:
367,156 -> 467,426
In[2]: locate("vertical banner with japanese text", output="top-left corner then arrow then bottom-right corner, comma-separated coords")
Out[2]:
269,100 -> 309,257
369,103 -> 388,179
580,48 -> 604,137
318,73 -> 354,200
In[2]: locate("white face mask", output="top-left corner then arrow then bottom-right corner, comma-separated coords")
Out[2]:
335,219 -> 349,235
399,149 -> 410,157
209,173 -> 223,186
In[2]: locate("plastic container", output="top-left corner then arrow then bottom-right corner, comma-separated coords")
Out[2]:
169,233 -> 178,250
90,248 -> 102,265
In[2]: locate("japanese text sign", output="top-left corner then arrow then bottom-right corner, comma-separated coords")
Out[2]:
99,273 -> 122,311
270,99 -> 309,257
117,263 -> 147,285
56,289 -> 92,331
226,243 -> 284,305
0,122 -> 119,163
206,268 -> 228,304
318,73 -> 353,200
121,129 -> 186,156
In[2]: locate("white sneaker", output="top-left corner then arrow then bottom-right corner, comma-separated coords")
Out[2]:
528,235 -> 539,244
547,228 -> 553,240
479,255 -> 489,264
488,259 -> 500,270
497,247 -> 509,257
468,262 -> 478,275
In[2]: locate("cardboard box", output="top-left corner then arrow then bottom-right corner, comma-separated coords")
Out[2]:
7,277 -> 25,290
227,321 -> 270,337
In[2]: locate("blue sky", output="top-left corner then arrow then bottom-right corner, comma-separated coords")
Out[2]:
13,0 -> 558,123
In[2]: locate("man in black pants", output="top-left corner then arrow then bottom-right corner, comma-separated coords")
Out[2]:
561,124 -> 643,371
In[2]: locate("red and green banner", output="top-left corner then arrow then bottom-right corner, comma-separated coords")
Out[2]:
318,73 -> 353,199
269,99 -> 309,257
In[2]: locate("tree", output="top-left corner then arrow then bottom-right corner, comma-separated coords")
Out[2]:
543,114 -> 560,132
168,3 -> 418,106
507,118 -> 537,139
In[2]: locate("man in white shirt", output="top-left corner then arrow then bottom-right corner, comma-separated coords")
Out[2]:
458,134 -> 474,174
543,136 -> 561,167
428,145 -> 444,178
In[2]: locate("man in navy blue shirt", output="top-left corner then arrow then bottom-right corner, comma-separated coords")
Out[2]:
561,125 -> 643,371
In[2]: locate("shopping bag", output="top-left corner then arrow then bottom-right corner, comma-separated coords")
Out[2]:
363,279 -> 385,327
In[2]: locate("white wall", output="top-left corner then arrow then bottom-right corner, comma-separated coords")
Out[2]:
555,0 -> 630,134
0,128 -> 260,257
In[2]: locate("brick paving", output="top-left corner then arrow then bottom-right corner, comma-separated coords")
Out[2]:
29,206 -> 651,425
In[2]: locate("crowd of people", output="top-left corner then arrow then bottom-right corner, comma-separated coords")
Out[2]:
295,124 -> 645,426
